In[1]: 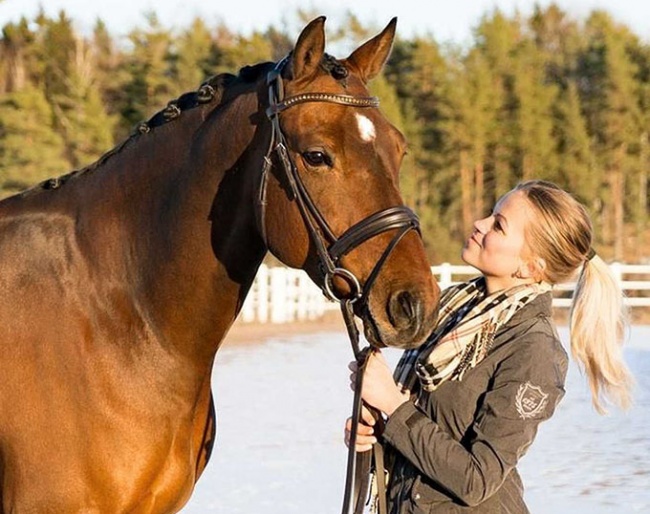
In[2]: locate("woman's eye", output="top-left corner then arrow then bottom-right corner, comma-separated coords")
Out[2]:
302,150 -> 332,167
494,220 -> 503,232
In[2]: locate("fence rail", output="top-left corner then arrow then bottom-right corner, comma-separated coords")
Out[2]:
239,263 -> 650,324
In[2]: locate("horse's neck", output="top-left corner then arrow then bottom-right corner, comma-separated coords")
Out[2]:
87,94 -> 267,363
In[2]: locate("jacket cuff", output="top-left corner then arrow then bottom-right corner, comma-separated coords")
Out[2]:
383,401 -> 430,446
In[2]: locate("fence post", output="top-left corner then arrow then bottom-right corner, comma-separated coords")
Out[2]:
240,290 -> 255,322
610,261 -> 623,289
257,264 -> 269,323
438,262 -> 453,290
288,269 -> 299,322
307,277 -> 326,319
296,272 -> 308,321
270,267 -> 287,323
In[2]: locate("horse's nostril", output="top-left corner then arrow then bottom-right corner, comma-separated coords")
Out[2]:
388,291 -> 421,330
398,291 -> 415,319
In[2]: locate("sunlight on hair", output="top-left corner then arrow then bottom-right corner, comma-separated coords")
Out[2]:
570,256 -> 634,414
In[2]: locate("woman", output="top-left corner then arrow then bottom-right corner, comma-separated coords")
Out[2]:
346,180 -> 633,513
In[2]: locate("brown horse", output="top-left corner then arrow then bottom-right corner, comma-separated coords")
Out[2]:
0,17 -> 439,513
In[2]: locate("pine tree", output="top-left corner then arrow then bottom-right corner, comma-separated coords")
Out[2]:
120,14 -> 176,131
511,39 -> 559,183
38,11 -> 77,101
529,4 -> 598,207
174,18 -> 217,93
0,85 -> 70,196
222,31 -> 275,72
442,49 -> 499,236
384,37 -> 456,261
474,10 -> 522,201
50,36 -> 116,169
580,11 -> 643,259
262,26 -> 293,62
626,35 -> 650,259
1,19 -> 33,93
554,81 -> 596,205
529,3 -> 583,84
92,20 -> 127,124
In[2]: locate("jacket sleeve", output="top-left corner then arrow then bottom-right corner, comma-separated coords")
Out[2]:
381,332 -> 567,507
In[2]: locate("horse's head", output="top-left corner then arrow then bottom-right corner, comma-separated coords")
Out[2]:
256,17 -> 439,349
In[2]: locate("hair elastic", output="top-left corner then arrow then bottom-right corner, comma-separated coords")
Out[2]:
586,247 -> 597,261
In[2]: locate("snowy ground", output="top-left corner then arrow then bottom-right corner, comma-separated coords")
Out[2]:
180,326 -> 650,514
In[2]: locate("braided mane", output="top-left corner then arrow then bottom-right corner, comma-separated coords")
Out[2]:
28,62 -> 275,195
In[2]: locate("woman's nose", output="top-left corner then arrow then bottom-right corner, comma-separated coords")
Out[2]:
474,215 -> 491,233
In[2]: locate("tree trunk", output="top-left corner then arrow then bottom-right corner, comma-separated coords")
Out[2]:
460,150 -> 473,236
474,161 -> 484,218
637,133 -> 648,261
612,144 -> 626,261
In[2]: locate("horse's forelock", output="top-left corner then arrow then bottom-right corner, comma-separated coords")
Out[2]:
280,52 -> 349,84
321,53 -> 349,82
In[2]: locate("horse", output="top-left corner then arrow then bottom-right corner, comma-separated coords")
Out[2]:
0,17 -> 439,512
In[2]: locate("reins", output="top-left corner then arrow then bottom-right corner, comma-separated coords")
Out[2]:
259,57 -> 419,514
340,301 -> 388,514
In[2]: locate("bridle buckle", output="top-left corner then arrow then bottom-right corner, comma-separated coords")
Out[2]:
323,268 -> 363,304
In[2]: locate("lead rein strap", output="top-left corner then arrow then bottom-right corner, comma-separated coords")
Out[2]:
372,431 -> 387,514
340,301 -> 388,514
340,300 -> 365,514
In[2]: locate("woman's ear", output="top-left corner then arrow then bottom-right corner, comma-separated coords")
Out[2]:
517,257 -> 546,281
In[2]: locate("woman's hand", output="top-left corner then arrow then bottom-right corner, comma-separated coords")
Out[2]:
348,351 -> 410,417
344,406 -> 377,452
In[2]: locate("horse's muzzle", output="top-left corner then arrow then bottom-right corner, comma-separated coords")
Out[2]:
361,285 -> 439,350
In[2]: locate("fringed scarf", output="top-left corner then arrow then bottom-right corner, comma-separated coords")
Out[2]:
393,277 -> 552,394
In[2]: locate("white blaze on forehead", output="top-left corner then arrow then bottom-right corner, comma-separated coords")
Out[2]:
355,113 -> 376,142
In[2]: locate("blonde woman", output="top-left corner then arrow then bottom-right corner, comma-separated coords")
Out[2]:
346,180 -> 633,514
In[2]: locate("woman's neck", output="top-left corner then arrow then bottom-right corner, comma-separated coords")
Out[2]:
484,275 -> 536,295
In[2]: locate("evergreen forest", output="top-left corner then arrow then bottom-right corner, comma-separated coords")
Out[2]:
1,5 -> 649,263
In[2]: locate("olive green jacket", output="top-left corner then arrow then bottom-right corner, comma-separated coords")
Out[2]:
382,292 -> 568,514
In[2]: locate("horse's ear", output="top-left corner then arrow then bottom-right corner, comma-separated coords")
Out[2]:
346,17 -> 397,83
291,16 -> 326,81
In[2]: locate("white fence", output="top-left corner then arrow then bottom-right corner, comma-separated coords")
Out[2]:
239,265 -> 329,324
239,263 -> 650,323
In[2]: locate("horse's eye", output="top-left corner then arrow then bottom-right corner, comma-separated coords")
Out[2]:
302,150 -> 332,168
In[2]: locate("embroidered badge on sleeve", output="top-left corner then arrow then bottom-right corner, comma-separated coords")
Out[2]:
515,382 -> 549,419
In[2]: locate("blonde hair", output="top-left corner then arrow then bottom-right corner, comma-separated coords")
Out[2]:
515,180 -> 633,414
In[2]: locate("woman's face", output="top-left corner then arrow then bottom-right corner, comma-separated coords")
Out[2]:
461,190 -> 536,293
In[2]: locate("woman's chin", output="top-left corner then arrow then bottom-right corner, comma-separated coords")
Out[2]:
460,248 -> 472,265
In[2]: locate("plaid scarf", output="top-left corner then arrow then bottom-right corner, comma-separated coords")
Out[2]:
394,277 -> 552,393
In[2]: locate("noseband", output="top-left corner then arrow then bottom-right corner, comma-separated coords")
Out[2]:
257,58 -> 421,326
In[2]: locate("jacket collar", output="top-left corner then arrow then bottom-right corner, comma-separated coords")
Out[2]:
491,291 -> 554,349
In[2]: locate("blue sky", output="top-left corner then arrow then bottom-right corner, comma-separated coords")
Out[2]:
0,0 -> 648,44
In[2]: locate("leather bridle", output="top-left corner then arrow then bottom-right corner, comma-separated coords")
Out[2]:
257,57 -> 418,514
257,57 -> 420,319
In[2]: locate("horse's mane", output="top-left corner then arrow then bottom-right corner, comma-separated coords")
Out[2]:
22,61 -> 275,196
19,53 -> 350,198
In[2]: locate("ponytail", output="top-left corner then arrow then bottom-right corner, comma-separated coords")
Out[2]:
515,179 -> 634,414
569,255 -> 634,413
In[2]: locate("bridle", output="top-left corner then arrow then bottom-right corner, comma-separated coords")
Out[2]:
257,57 -> 420,324
256,57 -> 415,514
